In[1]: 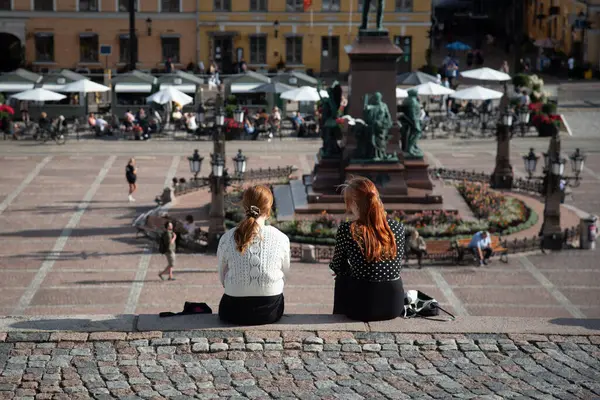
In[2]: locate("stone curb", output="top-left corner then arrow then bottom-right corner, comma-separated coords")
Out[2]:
1,315 -> 600,337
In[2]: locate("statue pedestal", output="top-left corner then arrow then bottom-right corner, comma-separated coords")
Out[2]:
309,152 -> 344,196
345,32 -> 403,160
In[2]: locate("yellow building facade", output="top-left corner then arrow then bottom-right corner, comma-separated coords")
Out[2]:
584,0 -> 600,68
525,0 -> 587,57
0,0 -> 431,74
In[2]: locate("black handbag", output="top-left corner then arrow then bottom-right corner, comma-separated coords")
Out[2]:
403,290 -> 455,320
159,302 -> 212,318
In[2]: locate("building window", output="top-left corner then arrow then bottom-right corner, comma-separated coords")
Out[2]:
161,37 -> 180,63
538,3 -> 544,29
214,0 -> 230,11
35,33 -> 54,62
358,0 -> 375,12
118,0 -> 137,12
394,35 -> 412,72
250,0 -> 267,11
79,33 -> 99,63
286,0 -> 303,12
119,35 -> 138,63
161,0 -> 180,12
0,0 -> 11,10
395,0 -> 412,11
322,0 -> 340,11
285,36 -> 303,64
79,0 -> 99,11
249,36 -> 267,64
34,0 -> 54,11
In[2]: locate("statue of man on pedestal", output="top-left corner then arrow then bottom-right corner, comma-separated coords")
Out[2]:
360,0 -> 386,31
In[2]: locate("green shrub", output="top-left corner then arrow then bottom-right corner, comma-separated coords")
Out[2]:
512,74 -> 531,89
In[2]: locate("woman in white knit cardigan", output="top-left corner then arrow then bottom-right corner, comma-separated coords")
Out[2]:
216,185 -> 291,325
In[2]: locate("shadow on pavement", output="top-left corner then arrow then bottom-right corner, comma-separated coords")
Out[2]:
550,318 -> 600,331
5,314 -> 365,332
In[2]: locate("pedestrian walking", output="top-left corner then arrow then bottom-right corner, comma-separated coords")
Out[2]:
126,158 -> 137,202
159,221 -> 177,281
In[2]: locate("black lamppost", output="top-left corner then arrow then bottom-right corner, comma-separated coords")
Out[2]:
188,149 -> 204,180
491,109 -> 514,190
233,106 -> 244,139
523,145 -> 585,250
128,0 -> 137,71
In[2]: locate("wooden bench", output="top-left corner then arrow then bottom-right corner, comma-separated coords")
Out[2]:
405,240 -> 454,268
454,236 -> 508,265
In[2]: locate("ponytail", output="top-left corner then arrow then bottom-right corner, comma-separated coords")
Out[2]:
234,215 -> 259,254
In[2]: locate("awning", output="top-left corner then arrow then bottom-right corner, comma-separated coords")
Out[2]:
231,83 -> 263,93
114,83 -> 152,93
159,84 -> 196,93
42,84 -> 65,91
0,83 -> 35,92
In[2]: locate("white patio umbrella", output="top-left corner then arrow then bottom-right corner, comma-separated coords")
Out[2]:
59,79 -> 110,93
280,86 -> 328,102
10,88 -> 66,102
147,86 -> 193,106
396,87 -> 408,99
450,85 -> 504,100
460,67 -> 511,81
409,82 -> 455,96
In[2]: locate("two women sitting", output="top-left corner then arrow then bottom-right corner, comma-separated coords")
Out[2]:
216,177 -> 407,325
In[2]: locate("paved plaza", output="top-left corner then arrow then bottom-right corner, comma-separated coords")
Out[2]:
0,129 -> 599,319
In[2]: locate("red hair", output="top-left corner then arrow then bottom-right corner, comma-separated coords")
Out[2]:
342,177 -> 397,262
234,185 -> 273,254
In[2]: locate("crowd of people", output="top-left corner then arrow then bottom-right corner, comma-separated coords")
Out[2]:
149,177 -> 497,325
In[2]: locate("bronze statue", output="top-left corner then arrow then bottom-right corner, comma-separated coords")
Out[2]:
353,92 -> 394,161
317,81 -> 342,158
399,89 -> 424,159
360,0 -> 386,31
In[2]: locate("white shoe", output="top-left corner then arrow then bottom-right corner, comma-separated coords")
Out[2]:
130,197 -> 136,202
128,195 -> 133,202
268,133 -> 273,139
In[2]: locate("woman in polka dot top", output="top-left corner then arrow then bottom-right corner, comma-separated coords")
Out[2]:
330,177 -> 406,322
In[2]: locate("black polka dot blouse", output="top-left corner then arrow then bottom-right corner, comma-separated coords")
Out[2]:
329,219 -> 406,282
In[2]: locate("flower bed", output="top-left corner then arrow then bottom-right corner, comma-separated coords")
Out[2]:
457,182 -> 535,234
223,183 -> 537,245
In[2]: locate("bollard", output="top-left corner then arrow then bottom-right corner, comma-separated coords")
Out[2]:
579,215 -> 598,250
300,245 -> 317,263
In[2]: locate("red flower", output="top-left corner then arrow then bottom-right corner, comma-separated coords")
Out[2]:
528,103 -> 543,112
0,105 -> 14,115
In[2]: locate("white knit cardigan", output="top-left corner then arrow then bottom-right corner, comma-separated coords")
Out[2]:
217,225 -> 291,297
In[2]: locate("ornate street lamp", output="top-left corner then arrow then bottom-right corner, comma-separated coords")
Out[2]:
491,108 -> 514,190
569,148 -> 585,179
233,107 -> 244,124
215,108 -> 225,127
501,109 -> 513,127
188,149 -> 203,180
522,148 -> 539,178
233,149 -> 247,177
550,153 -> 566,177
211,153 -> 225,178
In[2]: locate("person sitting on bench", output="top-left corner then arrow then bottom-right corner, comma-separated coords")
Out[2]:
468,230 -> 492,266
407,230 -> 427,268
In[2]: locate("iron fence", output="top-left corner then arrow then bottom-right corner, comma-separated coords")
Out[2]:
170,166 -> 296,197
429,168 -> 544,195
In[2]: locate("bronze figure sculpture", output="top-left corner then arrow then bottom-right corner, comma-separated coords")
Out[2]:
317,81 -> 343,158
360,0 -> 386,31
352,92 -> 394,161
399,89 -> 424,159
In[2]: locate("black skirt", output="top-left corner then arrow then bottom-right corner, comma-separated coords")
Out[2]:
333,275 -> 404,322
218,293 -> 284,326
